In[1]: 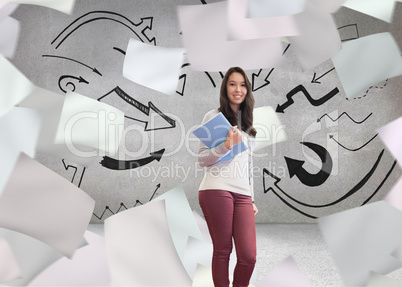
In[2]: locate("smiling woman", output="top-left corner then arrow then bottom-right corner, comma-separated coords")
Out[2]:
197,67 -> 258,287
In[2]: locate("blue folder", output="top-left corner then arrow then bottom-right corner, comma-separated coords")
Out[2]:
192,112 -> 248,161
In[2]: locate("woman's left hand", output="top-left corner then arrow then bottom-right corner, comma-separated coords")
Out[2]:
253,203 -> 258,215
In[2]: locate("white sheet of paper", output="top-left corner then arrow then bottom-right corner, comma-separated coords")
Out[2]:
0,16 -> 19,59
123,38 -> 185,96
343,0 -> 396,23
0,237 -> 21,284
104,200 -> 192,286
378,117 -> 402,169
288,2 -> 341,71
0,3 -> 19,21
55,91 -> 124,156
0,153 -> 95,258
227,0 -> 300,41
182,237 -> 213,279
9,0 -> 75,14
253,106 -> 287,152
384,177 -> 402,212
366,272 -> 402,287
318,201 -> 402,286
192,264 -> 215,287
0,107 -> 42,197
332,32 -> 402,99
308,0 -> 347,13
177,1 -> 283,71
0,227 -> 63,286
246,0 -> 306,18
192,210 -> 212,244
152,185 -> 203,260
29,231 -> 111,287
18,87 -> 92,167
0,55 -> 36,118
256,256 -> 311,287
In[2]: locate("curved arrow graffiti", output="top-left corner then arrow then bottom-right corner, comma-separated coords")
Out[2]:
42,55 -> 102,76
329,134 -> 378,152
263,149 -> 397,218
276,85 -> 339,113
284,142 -> 332,187
51,11 -> 156,48
58,75 -> 89,93
100,148 -> 165,170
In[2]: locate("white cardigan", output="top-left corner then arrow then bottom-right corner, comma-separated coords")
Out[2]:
197,109 -> 255,201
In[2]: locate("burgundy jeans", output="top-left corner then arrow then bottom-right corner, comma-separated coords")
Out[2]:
199,189 -> 256,287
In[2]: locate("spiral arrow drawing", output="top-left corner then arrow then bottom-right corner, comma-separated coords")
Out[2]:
284,142 -> 332,187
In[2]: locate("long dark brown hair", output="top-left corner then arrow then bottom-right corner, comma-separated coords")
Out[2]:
218,67 -> 257,137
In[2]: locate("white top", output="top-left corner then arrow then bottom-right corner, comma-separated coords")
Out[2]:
197,109 -> 255,201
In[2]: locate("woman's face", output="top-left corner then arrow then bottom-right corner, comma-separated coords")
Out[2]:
226,72 -> 247,110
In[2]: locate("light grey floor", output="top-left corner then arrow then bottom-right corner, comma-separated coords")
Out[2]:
88,223 -> 402,286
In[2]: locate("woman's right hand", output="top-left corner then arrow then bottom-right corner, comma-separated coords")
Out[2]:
224,125 -> 242,149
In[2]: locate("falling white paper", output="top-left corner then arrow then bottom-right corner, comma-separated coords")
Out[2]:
123,38 -> 185,96
378,117 -> 402,169
18,87 -> 92,167
256,256 -> 311,287
182,236 -> 213,279
151,185 -> 203,259
0,227 -> 63,286
9,0 -> 75,14
191,264 -> 214,287
332,32 -> 402,99
192,210 -> 212,244
318,201 -> 402,286
104,200 -> 192,286
246,0 -> 306,18
0,16 -> 19,59
366,272 -> 402,287
0,107 -> 42,196
289,1 -> 341,71
227,0 -> 300,41
343,0 -> 396,23
177,1 -> 283,71
0,55 -> 36,118
29,231 -> 111,287
0,153 -> 95,258
253,106 -> 287,152
308,0 -> 347,13
0,3 -> 18,21
384,176 -> 402,212
0,237 -> 21,284
55,91 -> 124,156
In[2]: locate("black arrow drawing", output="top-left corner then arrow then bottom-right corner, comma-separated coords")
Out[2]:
276,85 -> 339,113
329,134 -> 378,152
264,149 -> 385,211
100,148 -> 165,170
51,11 -> 156,49
263,168 -> 318,219
61,159 -> 86,187
317,112 -> 372,124
42,55 -> 102,76
251,68 -> 274,92
284,142 -> 332,187
204,71 -> 224,88
58,75 -> 89,93
92,183 -> 161,220
98,86 -> 176,131
251,43 -> 290,92
176,63 -> 190,96
311,68 -> 335,84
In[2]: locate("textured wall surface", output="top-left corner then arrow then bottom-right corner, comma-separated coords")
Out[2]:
11,0 -> 402,223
